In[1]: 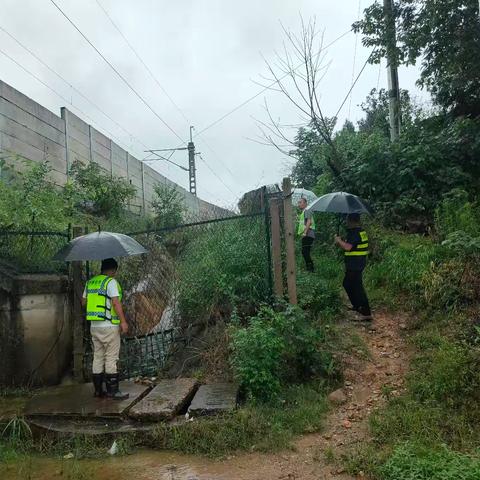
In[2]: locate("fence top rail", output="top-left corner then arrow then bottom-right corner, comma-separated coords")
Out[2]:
126,211 -> 265,236
0,230 -> 70,237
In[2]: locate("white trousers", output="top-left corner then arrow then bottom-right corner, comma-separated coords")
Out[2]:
91,327 -> 121,374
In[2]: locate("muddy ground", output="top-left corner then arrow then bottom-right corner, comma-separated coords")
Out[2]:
1,310 -> 410,480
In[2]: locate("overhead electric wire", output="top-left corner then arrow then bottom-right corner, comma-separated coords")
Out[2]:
197,154 -> 238,198
334,50 -> 376,120
193,29 -> 353,139
348,0 -> 362,118
93,1 -> 239,197
49,0 -> 185,143
0,46 -> 142,157
0,24 -> 151,153
95,0 -> 190,125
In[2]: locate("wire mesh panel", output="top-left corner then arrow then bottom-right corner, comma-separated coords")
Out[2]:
125,213 -> 272,330
83,329 -> 177,380
0,230 -> 70,273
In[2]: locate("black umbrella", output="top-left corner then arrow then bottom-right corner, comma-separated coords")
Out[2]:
53,231 -> 148,261
306,192 -> 372,215
306,192 -> 372,234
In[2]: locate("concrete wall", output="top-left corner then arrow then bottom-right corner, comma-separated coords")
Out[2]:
0,274 -> 71,386
0,79 -> 230,218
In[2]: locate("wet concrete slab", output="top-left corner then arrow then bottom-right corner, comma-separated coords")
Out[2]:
188,383 -> 238,416
129,378 -> 198,421
25,381 -> 149,418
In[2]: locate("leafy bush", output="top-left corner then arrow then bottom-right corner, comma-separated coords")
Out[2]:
0,160 -> 69,230
381,443 -> 480,480
65,161 -> 136,219
230,305 -> 336,401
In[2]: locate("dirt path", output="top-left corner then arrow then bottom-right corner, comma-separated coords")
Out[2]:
3,310 -> 410,480
129,313 -> 409,480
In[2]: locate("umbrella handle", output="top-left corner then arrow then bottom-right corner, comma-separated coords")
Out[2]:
337,216 -> 341,235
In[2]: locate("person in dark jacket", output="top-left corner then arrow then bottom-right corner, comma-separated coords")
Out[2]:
334,213 -> 372,321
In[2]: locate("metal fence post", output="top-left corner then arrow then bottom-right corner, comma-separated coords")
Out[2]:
282,177 -> 297,304
270,198 -> 283,297
262,187 -> 274,298
72,226 -> 85,382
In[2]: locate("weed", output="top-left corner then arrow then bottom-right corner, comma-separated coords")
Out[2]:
380,442 -> 480,480
323,445 -> 336,464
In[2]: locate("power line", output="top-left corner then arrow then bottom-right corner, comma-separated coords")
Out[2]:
334,50 -> 376,120
196,137 -> 237,181
94,0 -> 190,125
49,0 -> 185,144
0,46 -> 143,157
197,154 -> 238,198
193,29 -> 352,139
0,24 -> 151,153
94,1 -> 240,198
348,0 -> 362,118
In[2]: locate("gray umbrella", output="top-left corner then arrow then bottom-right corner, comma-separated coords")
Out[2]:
53,231 -> 148,261
306,192 -> 372,215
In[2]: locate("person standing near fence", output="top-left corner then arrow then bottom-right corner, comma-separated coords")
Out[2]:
82,258 -> 129,400
334,213 -> 372,321
297,197 -> 316,272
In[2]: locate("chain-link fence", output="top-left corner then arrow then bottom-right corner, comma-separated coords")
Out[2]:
83,211 -> 273,379
0,229 -> 70,273
0,212 -> 274,380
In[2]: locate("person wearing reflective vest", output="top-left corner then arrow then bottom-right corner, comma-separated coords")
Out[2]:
82,258 -> 129,400
334,213 -> 372,321
297,197 -> 316,272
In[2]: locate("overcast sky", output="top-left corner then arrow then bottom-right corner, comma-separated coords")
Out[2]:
0,0 -> 427,208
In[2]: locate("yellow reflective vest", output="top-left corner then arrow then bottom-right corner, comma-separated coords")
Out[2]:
297,211 -> 316,236
85,274 -> 123,324
345,230 -> 369,257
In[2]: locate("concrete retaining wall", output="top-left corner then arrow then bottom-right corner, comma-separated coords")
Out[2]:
0,274 -> 71,386
0,79 -> 229,218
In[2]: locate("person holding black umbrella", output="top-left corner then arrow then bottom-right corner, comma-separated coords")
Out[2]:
82,258 -> 130,399
334,213 -> 372,321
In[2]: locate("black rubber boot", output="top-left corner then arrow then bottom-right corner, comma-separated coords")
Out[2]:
105,374 -> 129,400
92,373 -> 106,398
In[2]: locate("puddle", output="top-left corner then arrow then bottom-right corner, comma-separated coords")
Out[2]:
0,451 -> 229,480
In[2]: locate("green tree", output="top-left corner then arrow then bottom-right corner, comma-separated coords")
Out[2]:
64,161 -> 136,219
354,0 -> 480,116
291,127 -> 329,188
151,184 -> 185,229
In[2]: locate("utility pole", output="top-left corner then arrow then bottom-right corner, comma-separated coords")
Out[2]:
144,126 -> 199,196
188,126 -> 197,196
384,0 -> 401,141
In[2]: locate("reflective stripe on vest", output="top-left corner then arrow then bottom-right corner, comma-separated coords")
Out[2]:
345,230 -> 369,257
297,211 -> 316,236
85,275 -> 123,324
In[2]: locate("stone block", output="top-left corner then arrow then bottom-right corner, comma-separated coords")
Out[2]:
188,383 -> 239,416
129,378 -> 198,421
